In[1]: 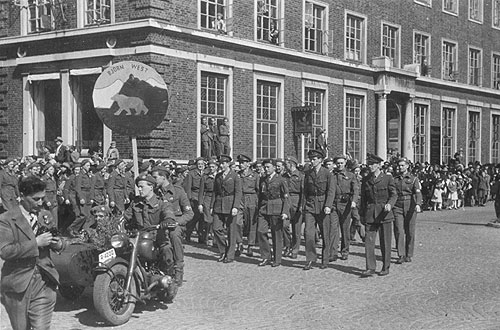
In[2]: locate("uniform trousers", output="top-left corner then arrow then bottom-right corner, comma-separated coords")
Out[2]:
393,204 -> 417,258
350,207 -> 365,241
333,202 -> 352,255
257,215 -> 283,264
213,213 -> 238,260
365,222 -> 392,271
186,199 -> 206,243
495,200 -> 500,219
1,268 -> 56,330
169,225 -> 185,267
289,195 -> 302,256
236,195 -> 258,246
304,211 -> 335,264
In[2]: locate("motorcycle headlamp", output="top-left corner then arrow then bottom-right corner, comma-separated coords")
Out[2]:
110,233 -> 129,249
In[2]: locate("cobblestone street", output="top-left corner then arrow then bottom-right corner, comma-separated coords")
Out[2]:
2,205 -> 500,330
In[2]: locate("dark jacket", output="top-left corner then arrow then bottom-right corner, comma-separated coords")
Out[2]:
258,174 -> 290,216
360,172 -> 397,224
211,169 -> 242,214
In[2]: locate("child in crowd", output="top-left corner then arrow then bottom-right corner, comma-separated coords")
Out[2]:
432,180 -> 445,211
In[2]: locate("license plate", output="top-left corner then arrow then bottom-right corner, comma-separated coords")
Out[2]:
98,248 -> 116,264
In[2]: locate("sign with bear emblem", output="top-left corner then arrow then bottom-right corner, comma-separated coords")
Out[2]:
93,61 -> 169,136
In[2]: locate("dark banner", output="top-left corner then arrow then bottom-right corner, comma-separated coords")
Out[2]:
291,106 -> 317,135
430,125 -> 441,165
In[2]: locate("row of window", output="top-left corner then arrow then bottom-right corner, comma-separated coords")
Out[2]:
200,71 -> 497,164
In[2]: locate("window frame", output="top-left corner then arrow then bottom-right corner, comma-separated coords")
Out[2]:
469,0 -> 483,23
491,111 -> 500,163
413,101 -> 430,163
491,52 -> 500,89
343,88 -> 367,163
199,0 -> 234,35
466,108 -> 481,163
442,0 -> 458,16
441,104 -> 457,164
27,0 -> 53,33
302,81 -> 328,159
255,0 -> 284,46
303,0 -> 330,55
380,21 -> 401,68
344,10 -> 367,64
196,63 -> 234,158
413,30 -> 431,75
467,46 -> 482,86
442,38 -> 458,81
253,73 -> 284,160
493,0 -> 500,29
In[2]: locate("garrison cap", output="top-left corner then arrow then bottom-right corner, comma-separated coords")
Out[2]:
91,205 -> 111,216
237,154 -> 252,163
218,154 -> 232,163
307,149 -> 325,159
366,153 -> 384,165
286,156 -> 299,166
135,174 -> 156,186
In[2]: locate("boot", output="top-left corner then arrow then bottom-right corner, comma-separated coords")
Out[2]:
175,269 -> 184,287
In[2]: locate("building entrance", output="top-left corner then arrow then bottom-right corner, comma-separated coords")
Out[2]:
387,99 -> 401,158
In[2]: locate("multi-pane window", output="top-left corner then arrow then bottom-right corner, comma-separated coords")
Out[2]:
257,0 -> 280,43
304,88 -> 325,154
85,0 -> 111,25
414,33 -> 430,76
415,0 -> 431,6
414,104 -> 428,163
492,114 -> 500,163
256,81 -> 279,159
442,107 -> 456,164
469,0 -> 483,22
494,0 -> 500,28
442,41 -> 458,81
201,0 -> 227,31
345,14 -> 365,62
468,111 -> 480,163
443,0 -> 458,14
381,23 -> 400,67
304,2 -> 327,54
28,0 -> 53,32
345,94 -> 363,161
201,72 -> 227,124
468,48 -> 482,86
492,54 -> 500,89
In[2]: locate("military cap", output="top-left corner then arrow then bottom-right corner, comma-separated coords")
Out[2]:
139,162 -> 150,172
366,153 -> 384,165
237,154 -> 252,163
307,149 -> 325,159
43,163 -> 55,172
262,158 -> 276,166
72,162 -> 82,169
91,205 -> 111,216
323,157 -> 334,164
152,165 -> 171,176
187,159 -> 196,166
195,157 -> 206,164
275,158 -> 285,164
286,156 -> 299,166
218,154 -> 232,163
135,174 -> 156,186
81,159 -> 92,167
396,157 -> 409,164
207,159 -> 218,166
54,136 -> 63,142
333,154 -> 347,162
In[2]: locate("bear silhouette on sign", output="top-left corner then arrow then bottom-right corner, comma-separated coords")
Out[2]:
111,94 -> 149,115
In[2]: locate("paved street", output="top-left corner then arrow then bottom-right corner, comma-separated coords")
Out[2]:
2,205 -> 500,330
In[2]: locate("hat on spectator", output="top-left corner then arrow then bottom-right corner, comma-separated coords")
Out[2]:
237,154 -> 251,163
286,156 -> 299,166
91,205 -> 111,216
307,149 -> 325,159
54,136 -> 63,142
135,174 -> 156,186
218,154 -> 232,163
366,153 -> 384,165
195,157 -> 206,164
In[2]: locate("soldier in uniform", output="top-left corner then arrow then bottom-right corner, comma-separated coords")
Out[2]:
360,153 -> 397,277
393,157 -> 422,264
256,159 -> 289,267
201,117 -> 213,159
92,163 -> 108,206
283,156 -> 303,259
210,155 -> 242,263
70,160 -> 95,233
152,166 -> 193,286
236,154 -> 259,257
218,117 -> 231,156
198,159 -> 218,244
41,163 -> 58,229
63,163 -> 81,237
302,149 -> 336,270
332,155 -> 360,261
0,158 -> 20,212
107,160 -> 130,215
184,157 -> 206,243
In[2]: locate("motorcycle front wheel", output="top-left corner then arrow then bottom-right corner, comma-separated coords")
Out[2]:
93,264 -> 137,326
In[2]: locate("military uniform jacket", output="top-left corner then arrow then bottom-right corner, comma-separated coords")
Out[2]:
0,207 -> 63,293
41,174 -> 58,206
258,174 -> 290,216
198,173 -> 216,204
75,170 -> 94,203
124,195 -> 175,228
239,169 -> 259,208
0,170 -> 19,208
157,184 -> 194,226
185,169 -> 203,201
107,171 -> 129,203
360,172 -> 397,224
63,174 -> 77,202
334,170 -> 360,205
211,169 -> 242,214
302,166 -> 336,214
92,172 -> 107,201
394,173 -> 422,208
283,169 -> 303,212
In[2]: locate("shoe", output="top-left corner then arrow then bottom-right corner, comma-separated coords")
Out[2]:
318,264 -> 327,269
223,258 -> 234,263
258,259 -> 271,267
302,261 -> 314,271
379,269 -> 389,276
361,269 -> 375,277
328,255 -> 338,262
271,262 -> 281,267
405,257 -> 412,263
217,254 -> 226,262
396,256 -> 405,264
246,246 -> 254,257
341,254 -> 348,261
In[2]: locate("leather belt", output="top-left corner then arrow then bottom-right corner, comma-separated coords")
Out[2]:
397,195 -> 412,201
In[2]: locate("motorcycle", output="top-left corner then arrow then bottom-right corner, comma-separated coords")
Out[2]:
92,222 -> 178,326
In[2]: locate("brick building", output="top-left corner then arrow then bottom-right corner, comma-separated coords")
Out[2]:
0,0 -> 500,164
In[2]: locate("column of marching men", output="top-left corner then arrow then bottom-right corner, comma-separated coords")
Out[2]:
0,149 -> 430,277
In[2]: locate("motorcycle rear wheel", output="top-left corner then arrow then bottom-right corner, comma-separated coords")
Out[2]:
93,264 -> 137,326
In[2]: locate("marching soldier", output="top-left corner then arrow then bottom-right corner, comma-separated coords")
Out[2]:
393,157 -> 422,264
360,153 -> 397,277
92,163 -> 108,206
0,159 -> 20,212
198,159 -> 218,244
107,160 -> 130,214
283,156 -> 303,259
184,157 -> 206,243
256,159 -> 289,267
302,149 -> 336,270
70,160 -> 94,233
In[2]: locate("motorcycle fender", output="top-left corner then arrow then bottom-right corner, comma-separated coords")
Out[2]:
94,257 -> 129,274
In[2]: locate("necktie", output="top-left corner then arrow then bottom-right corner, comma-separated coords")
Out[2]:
30,213 -> 39,235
